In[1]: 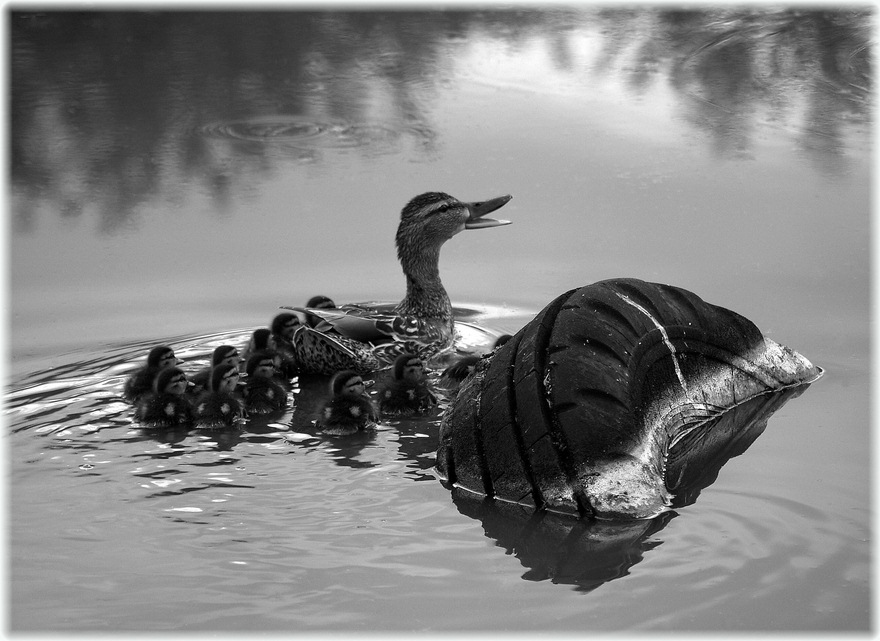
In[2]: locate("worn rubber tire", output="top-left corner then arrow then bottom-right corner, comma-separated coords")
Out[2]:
437,278 -> 821,518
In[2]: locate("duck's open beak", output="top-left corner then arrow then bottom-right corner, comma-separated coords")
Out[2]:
465,195 -> 513,229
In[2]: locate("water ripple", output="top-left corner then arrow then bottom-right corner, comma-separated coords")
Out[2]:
199,116 -> 402,152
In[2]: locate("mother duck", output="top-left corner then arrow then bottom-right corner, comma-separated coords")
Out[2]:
288,192 -> 512,375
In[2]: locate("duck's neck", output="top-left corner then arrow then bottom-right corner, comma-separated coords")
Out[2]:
396,245 -> 452,322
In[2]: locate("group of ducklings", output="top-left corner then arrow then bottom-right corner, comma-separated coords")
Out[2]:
123,341 -> 289,430
123,297 -> 502,436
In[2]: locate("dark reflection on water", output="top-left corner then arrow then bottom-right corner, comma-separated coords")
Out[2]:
452,490 -> 678,592
10,8 -> 871,233
444,383 -> 811,591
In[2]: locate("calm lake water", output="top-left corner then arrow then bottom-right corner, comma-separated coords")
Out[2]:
7,7 -> 872,632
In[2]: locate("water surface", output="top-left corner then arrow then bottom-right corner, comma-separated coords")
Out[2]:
7,8 -> 871,632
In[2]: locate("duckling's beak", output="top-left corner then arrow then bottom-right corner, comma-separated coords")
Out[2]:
464,195 -> 513,229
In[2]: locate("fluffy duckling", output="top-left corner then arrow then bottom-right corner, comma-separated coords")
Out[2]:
240,328 -> 291,386
316,370 -> 378,436
439,334 -> 513,393
123,345 -> 181,403
241,328 -> 273,364
242,353 -> 289,414
304,295 -> 336,330
189,345 -> 241,394
134,367 -> 193,427
194,363 -> 245,429
269,312 -> 302,378
378,353 -> 438,416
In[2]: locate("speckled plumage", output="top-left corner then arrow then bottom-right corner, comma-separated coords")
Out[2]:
287,192 -> 512,374
292,327 -> 380,376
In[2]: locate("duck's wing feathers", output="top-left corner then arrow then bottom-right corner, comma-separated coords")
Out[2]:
283,305 -> 397,342
292,326 -> 380,376
284,305 -> 439,344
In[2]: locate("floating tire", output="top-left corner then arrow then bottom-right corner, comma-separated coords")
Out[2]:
436,278 -> 822,520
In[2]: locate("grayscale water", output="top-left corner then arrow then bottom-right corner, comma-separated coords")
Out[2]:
8,8 -> 871,632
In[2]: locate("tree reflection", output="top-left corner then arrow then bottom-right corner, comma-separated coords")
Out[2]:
9,8 -> 871,232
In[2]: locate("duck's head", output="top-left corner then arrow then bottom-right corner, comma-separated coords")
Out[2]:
393,353 -> 426,383
304,295 -> 336,328
210,363 -> 240,394
246,353 -> 276,379
147,345 -> 180,369
249,328 -> 271,351
154,367 -> 188,396
271,313 -> 302,342
331,369 -> 366,399
212,345 -> 240,368
494,334 -> 513,349
395,192 -> 512,260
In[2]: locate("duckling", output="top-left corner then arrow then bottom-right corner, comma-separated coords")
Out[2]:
189,345 -> 241,395
304,295 -> 336,329
285,192 -> 513,374
134,367 -> 193,427
241,328 -> 272,364
269,312 -> 302,378
239,328 -> 288,384
194,363 -> 245,429
493,334 -> 512,349
316,370 -> 378,436
378,353 -> 438,416
242,353 -> 289,414
123,345 -> 181,403
439,334 -> 513,393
